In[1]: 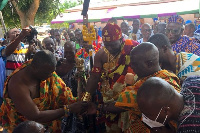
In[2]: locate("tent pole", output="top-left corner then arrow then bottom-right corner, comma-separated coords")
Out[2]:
0,11 -> 7,34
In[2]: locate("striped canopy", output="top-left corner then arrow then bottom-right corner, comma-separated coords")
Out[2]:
51,0 -> 199,24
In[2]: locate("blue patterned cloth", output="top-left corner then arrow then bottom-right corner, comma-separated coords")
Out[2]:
167,15 -> 184,25
172,36 -> 200,56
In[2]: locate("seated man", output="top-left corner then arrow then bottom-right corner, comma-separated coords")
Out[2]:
106,42 -> 180,132
0,50 -> 94,132
137,76 -> 200,133
166,15 -> 200,56
148,33 -> 200,81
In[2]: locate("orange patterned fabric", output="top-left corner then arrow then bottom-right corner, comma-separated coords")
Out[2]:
115,70 -> 181,133
0,60 -> 77,133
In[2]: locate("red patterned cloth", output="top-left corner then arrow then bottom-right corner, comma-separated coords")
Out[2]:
102,23 -> 122,42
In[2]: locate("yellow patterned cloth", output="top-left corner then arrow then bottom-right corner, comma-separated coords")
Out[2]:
0,60 -> 77,133
115,70 -> 181,133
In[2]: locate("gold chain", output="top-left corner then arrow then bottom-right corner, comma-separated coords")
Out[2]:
103,47 -> 121,71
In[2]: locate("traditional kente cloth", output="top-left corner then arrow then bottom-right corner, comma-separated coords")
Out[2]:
75,48 -> 91,72
75,48 -> 89,61
115,70 -> 181,133
0,60 -> 77,133
176,52 -> 200,79
178,76 -> 200,133
171,36 -> 200,56
92,35 -> 102,53
98,39 -> 139,130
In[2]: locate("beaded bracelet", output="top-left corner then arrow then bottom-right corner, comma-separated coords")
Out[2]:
81,92 -> 91,101
63,105 -> 70,117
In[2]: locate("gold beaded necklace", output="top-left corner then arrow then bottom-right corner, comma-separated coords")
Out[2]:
101,45 -> 123,94
103,47 -> 122,72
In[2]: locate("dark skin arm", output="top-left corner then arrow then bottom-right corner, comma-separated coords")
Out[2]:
1,28 -> 31,57
103,101 -> 126,114
85,49 -> 103,95
8,76 -> 89,123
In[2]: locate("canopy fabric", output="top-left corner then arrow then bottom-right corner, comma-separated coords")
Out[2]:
51,9 -> 113,24
0,0 -> 8,11
51,0 -> 199,24
111,0 -> 199,19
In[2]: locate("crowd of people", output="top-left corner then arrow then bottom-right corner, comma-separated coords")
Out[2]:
0,14 -> 200,133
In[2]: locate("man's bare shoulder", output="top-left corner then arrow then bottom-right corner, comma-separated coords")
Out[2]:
94,48 -> 108,66
8,69 -> 29,91
95,48 -> 104,56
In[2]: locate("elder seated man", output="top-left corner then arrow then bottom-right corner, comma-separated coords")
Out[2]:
0,50 -> 95,133
137,76 -> 200,133
148,33 -> 200,82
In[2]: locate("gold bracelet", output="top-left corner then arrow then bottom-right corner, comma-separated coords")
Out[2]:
63,105 -> 70,117
81,92 -> 91,101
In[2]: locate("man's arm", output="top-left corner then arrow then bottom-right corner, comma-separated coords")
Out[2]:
8,80 -> 65,123
8,78 -> 88,123
85,50 -> 103,96
1,28 -> 30,57
103,101 -> 126,114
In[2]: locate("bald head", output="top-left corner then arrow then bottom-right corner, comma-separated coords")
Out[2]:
108,18 -> 117,24
64,41 -> 75,49
141,23 -> 151,30
141,23 -> 151,40
130,42 -> 159,63
132,19 -> 140,33
64,41 -> 75,61
137,77 -> 175,111
31,50 -> 57,68
148,33 -> 171,49
130,42 -> 161,78
13,121 -> 45,133
42,37 -> 53,45
157,22 -> 166,34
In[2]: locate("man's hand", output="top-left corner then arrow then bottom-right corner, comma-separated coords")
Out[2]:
68,101 -> 97,115
86,102 -> 97,115
19,28 -> 31,37
125,73 -> 135,85
68,101 -> 88,114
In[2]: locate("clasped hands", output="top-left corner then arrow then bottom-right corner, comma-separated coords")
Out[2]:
66,101 -> 97,115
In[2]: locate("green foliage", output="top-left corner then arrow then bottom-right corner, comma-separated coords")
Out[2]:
59,0 -> 79,12
17,0 -> 33,12
1,2 -> 21,28
35,0 -> 83,25
1,0 -> 83,28
50,22 -> 69,29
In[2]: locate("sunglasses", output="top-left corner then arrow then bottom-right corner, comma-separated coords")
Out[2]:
165,29 -> 181,35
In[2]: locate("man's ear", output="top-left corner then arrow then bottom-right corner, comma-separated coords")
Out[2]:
146,60 -> 153,68
180,28 -> 184,35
